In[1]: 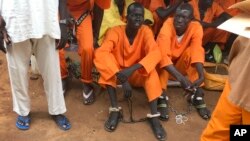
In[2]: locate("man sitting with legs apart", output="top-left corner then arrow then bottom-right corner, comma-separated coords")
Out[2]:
94,2 -> 166,141
156,3 -> 210,120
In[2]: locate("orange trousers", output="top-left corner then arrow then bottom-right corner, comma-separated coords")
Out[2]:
200,81 -> 250,141
159,48 -> 201,89
59,49 -> 68,79
203,28 -> 230,50
60,11 -> 94,83
98,69 -> 162,102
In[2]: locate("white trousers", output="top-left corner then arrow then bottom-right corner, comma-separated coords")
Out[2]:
6,36 -> 66,116
30,55 -> 40,75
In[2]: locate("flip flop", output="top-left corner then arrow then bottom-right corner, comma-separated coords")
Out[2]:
52,114 -> 71,131
83,89 -> 95,105
16,115 -> 31,130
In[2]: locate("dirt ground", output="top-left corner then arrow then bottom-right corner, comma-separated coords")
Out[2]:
0,52 -> 222,141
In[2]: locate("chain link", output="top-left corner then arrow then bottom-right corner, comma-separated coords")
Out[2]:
168,102 -> 193,116
167,93 -> 193,124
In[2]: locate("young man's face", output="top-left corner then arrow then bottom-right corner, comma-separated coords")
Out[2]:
174,9 -> 192,35
126,6 -> 144,30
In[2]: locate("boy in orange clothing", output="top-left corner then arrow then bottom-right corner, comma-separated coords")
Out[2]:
157,3 -> 210,120
189,0 -> 231,61
60,0 -> 111,104
94,3 -> 166,140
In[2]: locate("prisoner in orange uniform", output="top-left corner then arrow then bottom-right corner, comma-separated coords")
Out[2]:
59,0 -> 111,104
135,0 -> 189,36
201,1 -> 250,140
215,0 -> 242,16
214,0 -> 242,56
96,0 -> 155,46
94,2 -> 166,140
156,3 -> 210,120
189,0 -> 231,61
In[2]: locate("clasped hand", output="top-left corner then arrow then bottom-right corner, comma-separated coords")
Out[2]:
116,68 -> 134,98
0,16 -> 11,54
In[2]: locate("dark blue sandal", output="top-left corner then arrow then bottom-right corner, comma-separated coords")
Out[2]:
16,115 -> 31,130
52,114 -> 71,131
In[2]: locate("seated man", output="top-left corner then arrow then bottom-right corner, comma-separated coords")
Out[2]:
135,0 -> 189,36
95,0 -> 154,46
156,3 -> 210,120
94,2 -> 166,141
189,0 -> 232,61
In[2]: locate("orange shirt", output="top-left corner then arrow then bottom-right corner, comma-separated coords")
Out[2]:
67,0 -> 94,12
134,0 -> 151,8
95,0 -> 111,9
189,0 -> 224,22
157,18 -> 204,68
94,25 -> 161,80
215,0 -> 241,16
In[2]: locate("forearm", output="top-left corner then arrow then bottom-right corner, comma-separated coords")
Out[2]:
195,62 -> 204,81
59,0 -> 68,20
209,13 -> 232,28
126,63 -> 143,74
156,0 -> 183,19
92,3 -> 104,44
164,65 -> 183,81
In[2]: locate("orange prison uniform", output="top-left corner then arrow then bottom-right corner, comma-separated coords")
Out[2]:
200,81 -> 250,141
156,18 -> 204,89
135,0 -> 167,35
95,0 -> 111,9
65,0 -> 110,83
94,25 -> 162,102
97,0 -> 154,45
189,0 -> 230,48
215,0 -> 242,16
148,0 -> 167,36
59,49 -> 68,79
135,0 -> 151,8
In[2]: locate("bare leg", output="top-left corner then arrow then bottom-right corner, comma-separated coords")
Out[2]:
148,99 -> 166,141
104,85 -> 121,132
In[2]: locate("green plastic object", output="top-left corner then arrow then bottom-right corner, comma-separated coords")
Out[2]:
213,44 -> 222,63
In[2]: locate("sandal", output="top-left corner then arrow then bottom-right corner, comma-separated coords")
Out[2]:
82,89 -> 95,105
190,95 -> 211,120
16,115 -> 31,130
147,113 -> 166,141
157,96 -> 169,121
104,107 -> 122,132
52,114 -> 71,131
30,74 -> 39,80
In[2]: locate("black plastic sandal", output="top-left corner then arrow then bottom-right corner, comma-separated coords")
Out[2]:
157,96 -> 169,121
147,113 -> 166,141
191,96 -> 211,120
104,107 -> 122,132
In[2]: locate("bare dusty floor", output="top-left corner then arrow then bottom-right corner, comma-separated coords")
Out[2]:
0,52 -> 221,141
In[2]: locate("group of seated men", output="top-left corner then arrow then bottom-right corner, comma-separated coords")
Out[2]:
25,0 -> 239,140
